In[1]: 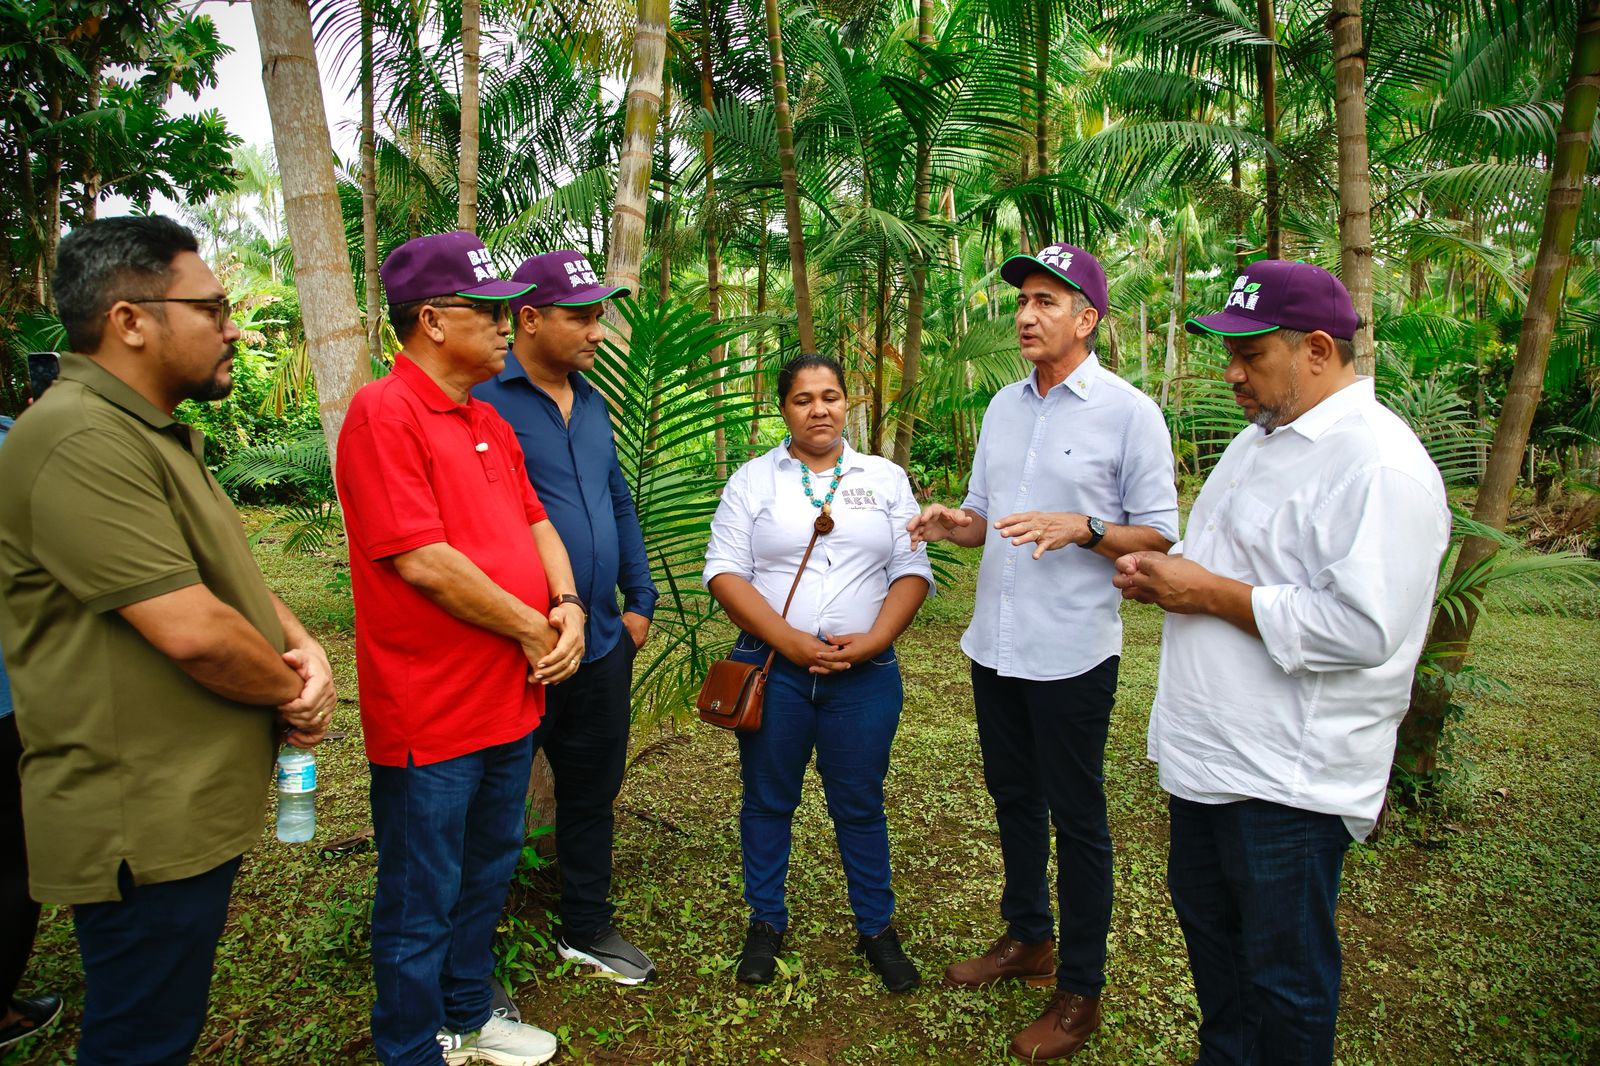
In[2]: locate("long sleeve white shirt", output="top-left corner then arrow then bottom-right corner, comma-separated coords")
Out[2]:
1146,378 -> 1450,840
703,441 -> 934,636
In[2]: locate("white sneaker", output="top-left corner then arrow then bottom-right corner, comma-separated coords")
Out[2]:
437,1015 -> 559,1065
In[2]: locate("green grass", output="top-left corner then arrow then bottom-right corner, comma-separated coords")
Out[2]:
7,520 -> 1599,1064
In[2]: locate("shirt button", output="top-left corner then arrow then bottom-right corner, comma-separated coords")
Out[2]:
1229,480 -> 1237,488
1207,523 -> 1215,531
1028,450 -> 1036,458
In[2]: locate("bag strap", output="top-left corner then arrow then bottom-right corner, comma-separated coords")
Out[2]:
760,526 -> 822,675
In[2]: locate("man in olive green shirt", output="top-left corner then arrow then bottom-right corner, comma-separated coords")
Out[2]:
0,216 -> 335,1066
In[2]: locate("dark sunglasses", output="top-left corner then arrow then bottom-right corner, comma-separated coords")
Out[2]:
432,299 -> 509,324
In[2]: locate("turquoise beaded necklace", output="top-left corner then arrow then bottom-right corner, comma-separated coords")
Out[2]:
799,452 -> 845,534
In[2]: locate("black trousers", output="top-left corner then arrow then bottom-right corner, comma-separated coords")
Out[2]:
971,656 -> 1119,996
0,713 -> 39,1006
533,634 -> 635,942
74,856 -> 241,1066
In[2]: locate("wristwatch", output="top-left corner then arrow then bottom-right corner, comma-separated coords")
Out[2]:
551,593 -> 588,620
1082,516 -> 1106,550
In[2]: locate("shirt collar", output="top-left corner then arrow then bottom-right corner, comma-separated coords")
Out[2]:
393,353 -> 468,413
1281,377 -> 1373,442
494,351 -> 595,398
57,352 -> 179,431
1023,353 -> 1100,401
774,437 -> 868,474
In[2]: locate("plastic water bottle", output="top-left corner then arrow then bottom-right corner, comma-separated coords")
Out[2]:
275,748 -> 317,843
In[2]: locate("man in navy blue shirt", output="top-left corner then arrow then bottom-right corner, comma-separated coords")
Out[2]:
472,250 -> 659,984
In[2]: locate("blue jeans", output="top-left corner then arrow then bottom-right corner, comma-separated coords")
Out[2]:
369,733 -> 535,1066
1167,796 -> 1353,1066
971,657 -> 1118,995
74,856 -> 242,1066
732,634 -> 903,936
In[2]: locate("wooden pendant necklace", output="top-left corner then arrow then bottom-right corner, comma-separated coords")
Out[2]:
800,453 -> 846,534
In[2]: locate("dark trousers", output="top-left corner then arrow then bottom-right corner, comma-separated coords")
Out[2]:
73,856 -> 242,1066
1167,796 -> 1352,1066
0,714 -> 39,1006
733,635 -> 903,936
532,635 -> 635,942
971,656 -> 1118,996
369,733 -> 534,1066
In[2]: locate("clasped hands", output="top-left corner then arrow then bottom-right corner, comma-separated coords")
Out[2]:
277,641 -> 336,749
525,601 -> 587,685
778,629 -> 887,674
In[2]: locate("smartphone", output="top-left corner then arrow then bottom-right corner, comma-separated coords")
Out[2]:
26,351 -> 59,401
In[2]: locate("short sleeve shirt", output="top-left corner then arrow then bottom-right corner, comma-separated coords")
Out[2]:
336,355 -> 551,767
0,354 -> 285,904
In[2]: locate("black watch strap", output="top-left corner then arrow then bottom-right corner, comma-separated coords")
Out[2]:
1082,516 -> 1106,550
551,593 -> 587,618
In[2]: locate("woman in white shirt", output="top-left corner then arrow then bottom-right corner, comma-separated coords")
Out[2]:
704,353 -> 933,993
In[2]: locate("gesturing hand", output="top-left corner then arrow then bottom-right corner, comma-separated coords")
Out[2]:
907,503 -> 971,548
994,511 -> 1089,560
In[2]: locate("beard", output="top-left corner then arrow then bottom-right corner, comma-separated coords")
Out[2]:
1245,361 -> 1300,433
186,345 -> 237,403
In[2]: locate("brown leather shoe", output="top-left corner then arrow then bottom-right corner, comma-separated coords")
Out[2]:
1009,991 -> 1101,1062
943,934 -> 1056,987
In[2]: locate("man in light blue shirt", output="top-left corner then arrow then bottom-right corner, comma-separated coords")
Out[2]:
909,243 -> 1177,1063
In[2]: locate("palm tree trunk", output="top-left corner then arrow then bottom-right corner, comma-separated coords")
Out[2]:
253,0 -> 372,469
699,2 -> 727,478
751,217 -> 769,448
606,0 -> 668,337
361,0 -> 382,367
764,0 -> 816,351
1395,0 -> 1600,790
1139,299 -> 1149,386
1255,0 -> 1280,259
873,248 -> 888,453
1330,0 -> 1376,376
658,71 -> 674,303
891,0 -> 936,468
456,0 -> 481,233
1160,237 -> 1183,410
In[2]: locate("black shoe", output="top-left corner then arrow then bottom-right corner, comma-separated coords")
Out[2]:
736,921 -> 785,985
0,993 -> 63,1050
856,926 -> 920,992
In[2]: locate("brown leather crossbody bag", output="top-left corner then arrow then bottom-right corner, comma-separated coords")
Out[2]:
696,528 -> 821,733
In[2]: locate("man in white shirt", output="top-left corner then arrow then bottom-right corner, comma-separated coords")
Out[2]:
1114,260 -> 1450,1066
909,243 -> 1178,1062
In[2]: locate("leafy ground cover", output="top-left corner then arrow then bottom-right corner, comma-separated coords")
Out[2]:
7,521 -> 1598,1065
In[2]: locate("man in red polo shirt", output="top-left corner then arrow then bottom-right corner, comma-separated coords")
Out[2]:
336,231 -> 586,1066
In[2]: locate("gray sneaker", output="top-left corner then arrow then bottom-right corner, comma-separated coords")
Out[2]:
437,1015 -> 557,1065
489,981 -> 521,1023
556,926 -> 657,985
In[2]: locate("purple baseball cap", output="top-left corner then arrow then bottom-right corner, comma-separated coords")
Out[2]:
509,250 -> 630,315
380,231 -> 534,304
1186,260 -> 1359,340
999,242 -> 1109,315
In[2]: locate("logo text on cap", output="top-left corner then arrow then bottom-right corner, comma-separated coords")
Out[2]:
1039,246 -> 1075,274
1225,274 -> 1261,311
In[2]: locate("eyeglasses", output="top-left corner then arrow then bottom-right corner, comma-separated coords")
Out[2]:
431,299 -> 509,324
125,296 -> 234,330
